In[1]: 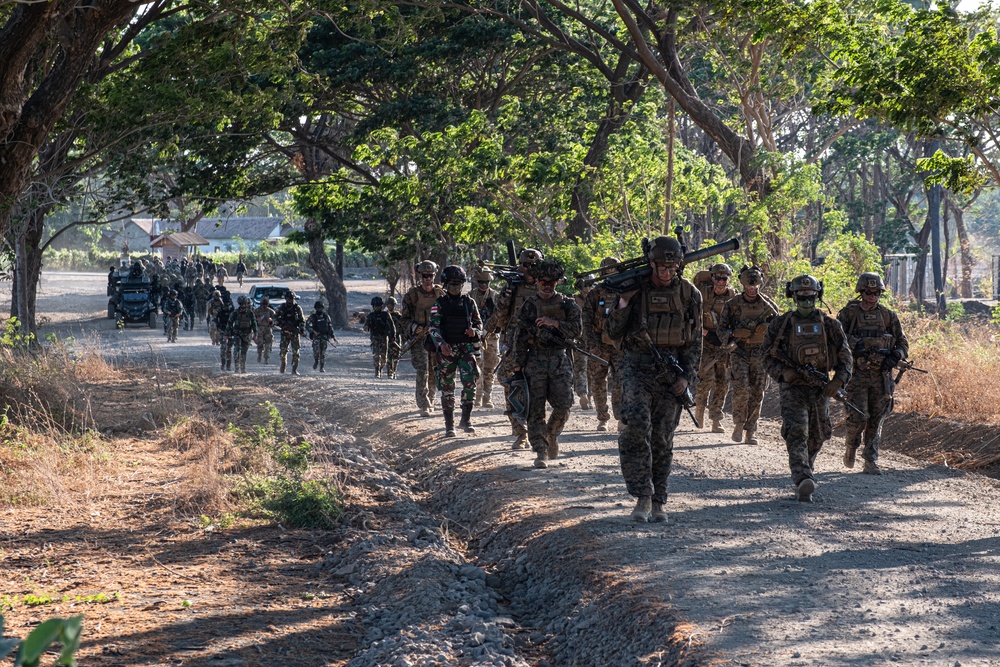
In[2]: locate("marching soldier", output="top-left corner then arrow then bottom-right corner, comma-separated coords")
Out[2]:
571,280 -> 592,411
718,265 -> 779,445
763,275 -> 853,502
512,260 -> 582,469
216,297 -> 235,371
470,269 -> 499,407
194,278 -> 211,323
583,257 -> 624,431
401,260 -> 445,416
228,296 -> 258,374
275,291 -> 306,375
207,290 -> 225,345
385,296 -> 404,379
306,301 -> 337,372
694,263 -> 736,433
428,266 -> 483,437
254,296 -> 276,363
836,272 -> 909,475
606,237 -> 702,522
365,296 -> 397,378
485,248 -> 542,449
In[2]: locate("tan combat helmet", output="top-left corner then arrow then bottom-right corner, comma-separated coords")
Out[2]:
473,268 -> 494,283
416,260 -> 439,276
739,265 -> 764,287
518,248 -> 543,266
856,272 -> 886,293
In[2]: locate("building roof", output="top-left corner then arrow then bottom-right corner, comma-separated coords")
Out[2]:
195,217 -> 282,240
150,232 -> 209,248
131,218 -> 156,235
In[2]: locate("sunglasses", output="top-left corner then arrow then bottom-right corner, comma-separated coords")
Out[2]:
862,289 -> 882,296
477,280 -> 489,285
713,275 -> 729,282
420,273 -> 435,279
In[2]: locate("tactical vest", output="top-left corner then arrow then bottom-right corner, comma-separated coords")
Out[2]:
311,312 -> 333,336
254,306 -> 275,328
700,285 -> 735,330
844,302 -> 894,352
509,283 -> 538,327
471,288 -> 497,324
529,295 -> 569,348
787,314 -> 830,370
233,308 -> 255,332
367,311 -> 392,337
410,286 -> 441,326
438,295 -> 473,344
643,280 -> 696,348
733,295 -> 777,345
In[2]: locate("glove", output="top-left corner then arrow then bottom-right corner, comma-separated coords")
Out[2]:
668,377 -> 688,397
822,377 -> 844,399
781,368 -> 798,383
882,350 -> 902,371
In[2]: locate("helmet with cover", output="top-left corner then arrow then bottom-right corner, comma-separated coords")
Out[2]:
785,274 -> 823,299
285,290 -> 296,301
315,301 -> 325,310
518,248 -> 543,266
473,268 -> 494,282
260,296 -> 269,306
371,296 -> 384,308
710,262 -> 733,277
855,272 -> 886,293
645,236 -> 684,264
739,265 -> 764,287
237,295 -> 249,306
416,260 -> 439,276
385,296 -> 397,307
441,265 -> 467,283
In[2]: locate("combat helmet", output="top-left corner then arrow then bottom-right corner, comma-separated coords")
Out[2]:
785,274 -> 823,299
315,301 -> 325,310
260,296 -> 270,306
518,248 -> 543,265
532,259 -> 565,282
371,296 -> 384,308
856,272 -> 886,293
645,236 -> 684,264
710,262 -> 733,277
416,260 -> 439,276
237,295 -> 249,306
441,265 -> 467,283
285,290 -> 296,300
385,296 -> 397,307
599,256 -> 620,270
739,265 -> 764,287
473,268 -> 494,282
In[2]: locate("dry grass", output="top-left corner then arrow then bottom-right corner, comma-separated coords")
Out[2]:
165,417 -> 236,516
892,313 -> 1000,424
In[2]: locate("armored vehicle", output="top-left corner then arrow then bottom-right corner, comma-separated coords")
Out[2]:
108,271 -> 157,328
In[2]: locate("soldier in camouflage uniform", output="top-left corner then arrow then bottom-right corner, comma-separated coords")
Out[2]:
254,296 -> 276,363
207,290 -> 225,344
718,265 -> 779,445
275,291 -> 306,375
763,275 -> 853,502
836,272 -> 909,475
512,260 -> 582,469
470,269 -> 500,407
401,260 -> 446,416
216,298 -> 235,371
607,237 -> 702,522
194,278 -> 210,323
227,296 -> 258,374
429,266 -> 483,437
485,248 -> 542,449
694,263 -> 736,433
583,257 -> 624,431
385,296 -> 403,379
365,296 -> 397,378
571,280 -> 592,410
306,301 -> 337,372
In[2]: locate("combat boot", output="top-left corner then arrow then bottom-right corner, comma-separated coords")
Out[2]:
533,451 -> 548,469
226,359 -> 232,371
482,397 -> 494,408
512,434 -> 528,450
650,501 -> 668,523
694,405 -> 705,428
732,425 -> 743,442
319,363 -> 325,372
546,433 -> 559,460
631,496 -> 652,522
459,403 -> 475,433
420,407 -> 432,418
313,358 -> 318,370
597,420 -> 608,432
291,360 -> 299,375
711,418 -> 724,434
279,358 -> 286,374
797,478 -> 816,503
444,409 -> 456,437
580,395 -> 591,410
862,460 -> 883,475
220,360 -> 226,371
843,446 -> 857,469
744,430 -> 758,445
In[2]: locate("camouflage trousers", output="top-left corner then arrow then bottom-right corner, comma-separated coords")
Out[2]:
256,328 -> 273,363
588,343 -> 622,422
220,335 -> 233,369
779,383 -> 833,485
371,336 -> 390,372
497,342 -> 526,438
523,350 -> 573,455
410,342 -> 437,410
570,348 -> 589,403
618,356 -> 683,505
279,331 -> 301,369
476,333 -> 499,405
844,368 -> 893,464
387,336 -> 402,375
209,320 -> 220,345
436,344 -> 480,411
729,346 -> 768,432
311,336 -> 331,370
695,341 -> 730,421
232,332 -> 253,373
196,300 -> 207,322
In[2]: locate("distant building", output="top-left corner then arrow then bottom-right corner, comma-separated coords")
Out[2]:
101,216 -> 300,255
150,232 -> 210,262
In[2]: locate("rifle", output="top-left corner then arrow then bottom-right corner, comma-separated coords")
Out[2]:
867,348 -> 927,388
400,325 -> 428,355
540,326 -> 609,367
637,331 -> 700,427
479,239 -> 524,288
591,237 -> 742,292
771,349 -> 868,418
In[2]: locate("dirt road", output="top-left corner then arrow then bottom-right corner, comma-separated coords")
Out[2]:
10,272 -> 1000,666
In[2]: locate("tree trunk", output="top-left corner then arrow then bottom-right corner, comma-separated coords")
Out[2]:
10,205 -> 48,335
305,218 -> 347,327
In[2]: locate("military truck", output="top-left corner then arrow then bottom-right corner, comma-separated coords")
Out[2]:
108,271 -> 157,328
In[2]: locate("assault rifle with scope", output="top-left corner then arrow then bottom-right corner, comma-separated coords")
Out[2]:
478,239 -> 523,287
576,237 -> 741,292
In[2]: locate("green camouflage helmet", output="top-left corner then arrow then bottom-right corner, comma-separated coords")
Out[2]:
856,272 -> 886,293
785,274 -> 823,299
